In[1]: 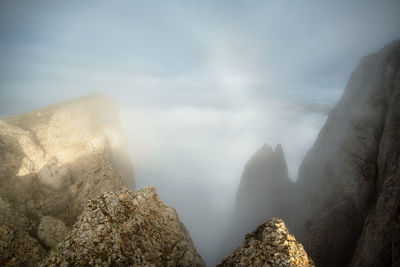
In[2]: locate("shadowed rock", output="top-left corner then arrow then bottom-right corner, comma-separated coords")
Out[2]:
296,39 -> 400,266
221,144 -> 295,258
0,196 -> 46,266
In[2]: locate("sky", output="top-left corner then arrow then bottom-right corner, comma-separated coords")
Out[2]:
1,0 -> 400,264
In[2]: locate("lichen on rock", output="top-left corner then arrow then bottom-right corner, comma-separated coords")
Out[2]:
218,218 -> 314,267
40,186 -> 205,267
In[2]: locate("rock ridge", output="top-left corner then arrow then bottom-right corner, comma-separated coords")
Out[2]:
40,186 -> 205,267
218,218 -> 314,267
296,39 -> 400,266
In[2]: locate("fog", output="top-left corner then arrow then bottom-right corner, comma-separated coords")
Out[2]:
1,0 -> 400,265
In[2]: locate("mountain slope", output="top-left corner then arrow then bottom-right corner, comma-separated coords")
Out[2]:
0,94 -> 135,265
297,39 -> 400,266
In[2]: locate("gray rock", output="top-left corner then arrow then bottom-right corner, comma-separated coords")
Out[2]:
0,94 -> 133,225
37,216 -> 69,248
218,218 -> 314,267
0,196 -> 46,266
296,39 -> 400,266
40,186 -> 205,267
0,94 -> 135,265
223,144 -> 295,257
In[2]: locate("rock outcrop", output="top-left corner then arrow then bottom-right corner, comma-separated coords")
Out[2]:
296,39 -> 400,266
0,196 -> 46,266
235,144 -> 294,225
40,186 -> 205,267
223,144 -> 295,256
218,218 -> 314,267
0,94 -> 134,224
37,216 -> 69,249
0,94 -> 135,264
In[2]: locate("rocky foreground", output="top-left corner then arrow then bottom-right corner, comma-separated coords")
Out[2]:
219,218 -> 314,267
40,186 -> 205,266
0,94 -> 134,265
229,39 -> 400,267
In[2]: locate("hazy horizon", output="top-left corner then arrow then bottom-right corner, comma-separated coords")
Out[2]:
1,0 -> 400,264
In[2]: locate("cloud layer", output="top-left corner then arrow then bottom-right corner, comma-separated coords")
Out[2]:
1,0 -> 400,264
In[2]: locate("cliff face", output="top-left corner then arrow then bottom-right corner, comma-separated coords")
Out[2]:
218,218 -> 314,267
235,144 -> 294,231
221,144 -> 295,258
0,94 -> 135,265
297,40 -> 400,266
40,187 -> 205,267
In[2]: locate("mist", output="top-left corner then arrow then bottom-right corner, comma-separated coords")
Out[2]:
1,0 -> 400,265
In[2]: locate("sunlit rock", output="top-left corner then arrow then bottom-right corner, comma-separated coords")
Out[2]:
40,186 -> 205,267
0,94 -> 135,265
218,218 -> 314,267
0,94 -> 134,225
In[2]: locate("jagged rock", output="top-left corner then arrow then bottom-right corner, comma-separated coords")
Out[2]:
0,196 -> 46,266
0,94 -> 135,265
218,218 -> 314,267
222,144 -> 295,257
235,144 -> 294,223
37,216 -> 69,248
40,186 -> 205,267
0,94 -> 134,225
296,39 -> 400,266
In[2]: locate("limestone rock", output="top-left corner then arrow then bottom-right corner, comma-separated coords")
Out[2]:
0,94 -> 134,265
296,39 -> 400,266
0,94 -> 133,225
218,218 -> 314,267
37,216 -> 69,248
40,186 -> 205,267
0,196 -> 46,266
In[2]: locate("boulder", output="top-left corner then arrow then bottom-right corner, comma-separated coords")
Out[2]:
37,216 -> 69,248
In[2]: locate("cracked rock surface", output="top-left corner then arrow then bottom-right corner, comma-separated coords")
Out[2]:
40,186 -> 205,267
0,94 -> 134,265
218,218 -> 314,267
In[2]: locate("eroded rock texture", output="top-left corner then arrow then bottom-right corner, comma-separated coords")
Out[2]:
40,186 -> 205,267
0,196 -> 46,266
0,94 -> 134,265
297,39 -> 400,266
219,218 -> 314,267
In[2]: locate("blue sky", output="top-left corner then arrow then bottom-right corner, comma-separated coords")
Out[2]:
1,1 -> 400,264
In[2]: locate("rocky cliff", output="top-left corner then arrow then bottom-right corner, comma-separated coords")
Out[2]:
0,94 -> 134,265
235,145 -> 294,236
297,39 -> 400,266
218,218 -> 314,267
219,144 -> 296,261
40,186 -> 205,266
